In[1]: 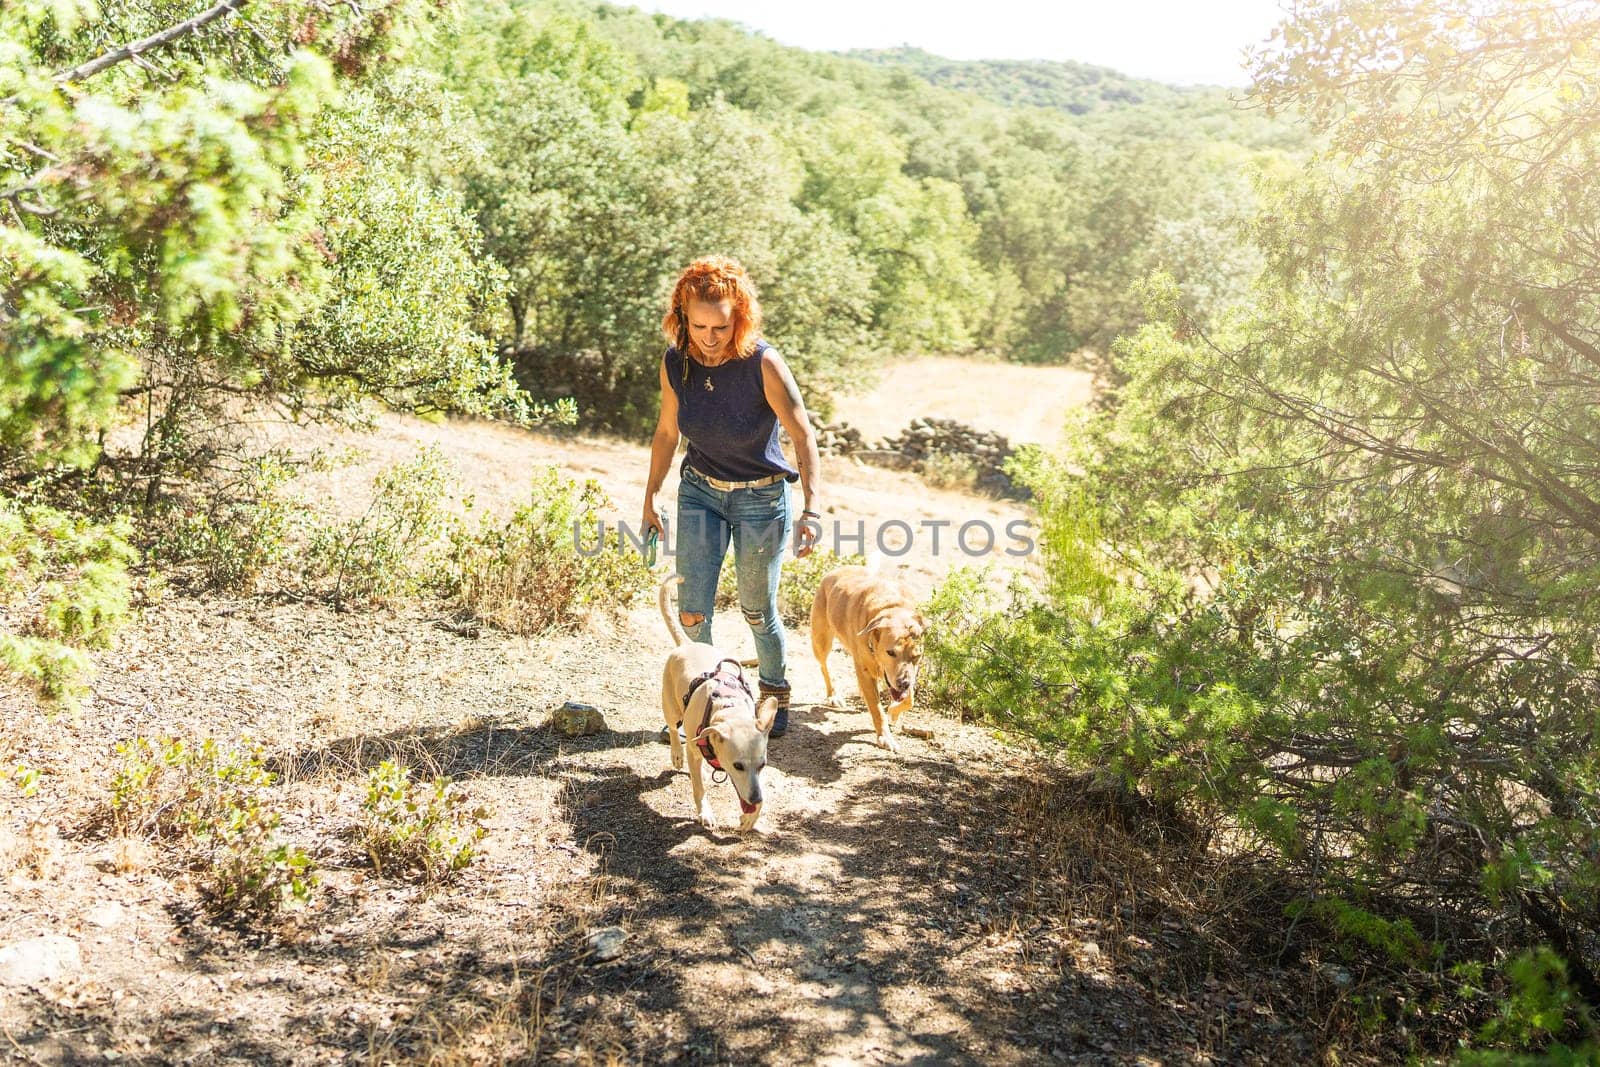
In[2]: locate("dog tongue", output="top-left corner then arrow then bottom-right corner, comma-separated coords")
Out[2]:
738,797 -> 758,814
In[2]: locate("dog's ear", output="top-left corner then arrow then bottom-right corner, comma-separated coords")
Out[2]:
755,695 -> 780,734
856,615 -> 886,654
693,726 -> 726,748
910,612 -> 928,638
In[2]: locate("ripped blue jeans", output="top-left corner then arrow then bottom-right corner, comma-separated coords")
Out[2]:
673,465 -> 793,694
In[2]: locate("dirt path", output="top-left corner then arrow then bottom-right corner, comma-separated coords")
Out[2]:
1,589 -> 1336,1066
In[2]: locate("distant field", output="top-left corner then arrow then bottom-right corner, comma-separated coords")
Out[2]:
829,354 -> 1096,447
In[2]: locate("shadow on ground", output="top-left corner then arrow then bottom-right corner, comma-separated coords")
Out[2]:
11,714 -> 1343,1065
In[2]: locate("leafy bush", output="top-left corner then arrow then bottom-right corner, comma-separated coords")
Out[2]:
150,453 -> 311,593
108,737 -> 271,839
105,737 -> 317,921
448,468 -> 652,635
0,497 -> 136,703
1465,948 -> 1600,1063
196,790 -> 319,922
777,549 -> 866,627
2,0 -> 568,498
928,0 -> 1600,1049
360,760 -> 485,887
306,446 -> 459,609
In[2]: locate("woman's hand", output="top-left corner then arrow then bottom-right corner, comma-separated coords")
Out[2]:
641,498 -> 665,542
795,506 -> 821,558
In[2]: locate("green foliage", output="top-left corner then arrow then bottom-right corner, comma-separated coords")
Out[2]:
2,762 -> 41,798
0,496 -> 135,703
448,468 -> 652,635
150,453 -> 309,592
785,107 -> 990,354
108,736 -> 272,838
846,46 -> 1189,115
196,791 -> 318,922
923,0 -> 1600,1054
306,446 -> 459,608
776,548 -> 866,628
416,0 -> 1298,436
106,736 -> 316,921
1471,949 -> 1599,1056
2,0 -> 562,494
360,760 -> 486,886
1300,898 -> 1432,966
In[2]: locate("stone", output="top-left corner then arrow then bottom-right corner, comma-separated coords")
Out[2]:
0,935 -> 81,986
584,926 -> 627,963
550,702 -> 606,738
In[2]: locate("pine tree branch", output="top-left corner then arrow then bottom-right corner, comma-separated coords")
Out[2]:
53,0 -> 253,85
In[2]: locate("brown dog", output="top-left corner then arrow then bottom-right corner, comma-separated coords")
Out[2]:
809,565 -> 927,753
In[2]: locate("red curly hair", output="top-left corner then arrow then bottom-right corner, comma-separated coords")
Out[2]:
661,255 -> 763,360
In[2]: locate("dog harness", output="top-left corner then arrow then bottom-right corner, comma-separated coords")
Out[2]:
682,658 -> 752,771
681,659 -> 761,815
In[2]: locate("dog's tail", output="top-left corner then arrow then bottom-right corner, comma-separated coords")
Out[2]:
658,575 -> 687,646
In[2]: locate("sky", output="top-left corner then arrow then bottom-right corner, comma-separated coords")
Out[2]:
629,0 -> 1289,87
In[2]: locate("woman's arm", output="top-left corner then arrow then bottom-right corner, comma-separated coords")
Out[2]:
642,359 -> 680,539
760,350 -> 822,557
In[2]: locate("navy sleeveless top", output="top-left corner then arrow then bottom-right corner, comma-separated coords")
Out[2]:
664,341 -> 799,484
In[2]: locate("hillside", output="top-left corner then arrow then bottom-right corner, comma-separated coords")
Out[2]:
845,45 -> 1188,114
845,44 -> 1311,153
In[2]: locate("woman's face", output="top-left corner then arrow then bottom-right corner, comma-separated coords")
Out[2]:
686,298 -> 734,358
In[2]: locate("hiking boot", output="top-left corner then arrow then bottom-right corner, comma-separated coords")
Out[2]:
760,681 -> 791,738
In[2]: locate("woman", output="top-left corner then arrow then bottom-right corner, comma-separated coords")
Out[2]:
641,256 -> 822,738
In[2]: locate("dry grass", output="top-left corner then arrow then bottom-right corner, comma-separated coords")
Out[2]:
831,353 -> 1095,447
920,450 -> 981,492
358,782 -> 627,1066
1002,771 -> 1469,1060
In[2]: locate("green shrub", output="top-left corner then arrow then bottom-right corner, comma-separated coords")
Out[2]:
0,497 -> 136,704
105,737 -> 317,921
195,789 -> 318,922
918,564 -> 1005,714
931,358 -> 1600,1052
360,760 -> 485,887
306,446 -> 459,609
777,549 -> 867,626
108,737 -> 272,839
0,636 -> 93,705
1463,948 -> 1600,1064
448,468 -> 651,635
150,453 -> 311,593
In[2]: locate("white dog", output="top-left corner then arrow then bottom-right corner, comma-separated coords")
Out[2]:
658,576 -> 779,831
